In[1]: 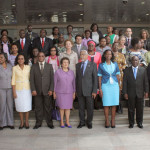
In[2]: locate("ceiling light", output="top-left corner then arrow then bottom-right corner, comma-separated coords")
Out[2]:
141,1 -> 145,5
146,13 -> 149,16
80,14 -> 83,16
38,14 -> 42,17
12,4 -> 16,7
62,12 -> 67,14
79,3 -> 83,6
63,14 -> 67,17
6,16 -> 9,18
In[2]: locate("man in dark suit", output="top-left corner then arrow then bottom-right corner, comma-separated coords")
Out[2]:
76,50 -> 97,129
25,25 -> 39,44
15,29 -> 32,58
30,52 -> 54,129
123,56 -> 149,129
125,28 -> 132,49
72,34 -> 87,59
32,29 -> 53,56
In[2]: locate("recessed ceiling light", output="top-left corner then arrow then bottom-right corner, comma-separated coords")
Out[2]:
6,16 -> 9,18
79,3 -> 83,6
63,14 -> 67,17
62,12 -> 67,14
146,13 -> 149,16
80,14 -> 83,16
38,14 -> 42,17
141,1 -> 145,5
12,4 -> 16,7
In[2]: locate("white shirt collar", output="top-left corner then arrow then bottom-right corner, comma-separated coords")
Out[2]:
132,66 -> 138,69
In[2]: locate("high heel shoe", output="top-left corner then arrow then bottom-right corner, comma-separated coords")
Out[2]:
19,124 -> 24,129
111,120 -> 116,128
25,123 -> 30,129
65,123 -> 72,128
105,121 -> 110,128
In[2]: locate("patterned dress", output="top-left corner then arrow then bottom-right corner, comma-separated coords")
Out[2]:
114,52 -> 126,90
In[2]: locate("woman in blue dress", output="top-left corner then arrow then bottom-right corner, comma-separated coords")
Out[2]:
98,49 -> 120,128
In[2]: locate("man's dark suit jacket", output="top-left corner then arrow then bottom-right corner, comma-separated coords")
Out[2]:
32,37 -> 53,56
30,62 -> 54,95
15,38 -> 32,57
76,61 -> 97,97
25,32 -> 39,42
123,66 -> 149,99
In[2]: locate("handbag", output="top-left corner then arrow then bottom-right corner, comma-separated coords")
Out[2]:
52,101 -> 61,121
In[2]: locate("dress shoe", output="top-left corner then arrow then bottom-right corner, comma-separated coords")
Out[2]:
129,124 -> 134,128
105,121 -> 110,128
19,125 -> 24,129
0,127 -> 3,130
48,125 -> 54,129
8,126 -> 15,129
137,123 -> 143,129
33,125 -> 41,129
65,123 -> 72,128
60,125 -> 65,128
111,120 -> 116,128
77,124 -> 85,129
87,124 -> 92,129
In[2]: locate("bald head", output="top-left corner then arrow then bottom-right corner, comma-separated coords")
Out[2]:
131,56 -> 139,67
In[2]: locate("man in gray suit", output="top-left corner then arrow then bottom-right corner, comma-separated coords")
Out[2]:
30,52 -> 54,129
72,34 -> 87,59
123,56 -> 149,129
76,50 -> 97,129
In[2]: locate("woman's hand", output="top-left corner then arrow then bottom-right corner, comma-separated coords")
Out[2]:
99,89 -> 103,98
53,92 -> 56,99
13,92 -> 17,99
73,92 -> 76,100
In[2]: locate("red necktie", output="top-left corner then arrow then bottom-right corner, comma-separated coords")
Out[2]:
21,39 -> 24,50
42,38 -> 44,48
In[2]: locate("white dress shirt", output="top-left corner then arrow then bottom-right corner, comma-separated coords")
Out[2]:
39,61 -> 45,70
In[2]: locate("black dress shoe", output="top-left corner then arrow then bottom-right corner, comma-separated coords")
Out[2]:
25,126 -> 30,129
0,127 -> 3,130
129,124 -> 134,128
33,125 -> 41,129
19,125 -> 24,129
111,125 -> 116,128
48,125 -> 54,129
87,124 -> 92,129
137,123 -> 143,129
77,124 -> 85,128
8,126 -> 15,129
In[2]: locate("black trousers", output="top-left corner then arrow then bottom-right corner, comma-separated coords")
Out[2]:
128,96 -> 144,125
34,94 -> 53,126
78,95 -> 94,125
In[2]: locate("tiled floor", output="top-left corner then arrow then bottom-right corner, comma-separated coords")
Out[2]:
1,124 -> 150,150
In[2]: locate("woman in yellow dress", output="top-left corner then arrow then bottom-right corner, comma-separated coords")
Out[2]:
12,53 -> 32,129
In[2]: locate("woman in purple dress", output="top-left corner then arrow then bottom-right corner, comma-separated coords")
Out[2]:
54,57 -> 75,128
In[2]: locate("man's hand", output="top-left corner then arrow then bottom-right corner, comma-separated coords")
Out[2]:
124,94 -> 128,100
48,91 -> 53,96
32,91 -> 37,96
144,93 -> 149,98
92,93 -> 97,99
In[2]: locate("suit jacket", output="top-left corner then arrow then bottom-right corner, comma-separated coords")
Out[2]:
72,44 -> 87,58
30,62 -> 54,95
123,66 -> 149,99
25,32 -> 39,42
15,38 -> 32,57
125,37 -> 132,49
32,37 -> 53,56
0,63 -> 12,89
76,61 -> 97,97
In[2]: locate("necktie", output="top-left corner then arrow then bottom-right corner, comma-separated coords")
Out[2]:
77,45 -> 80,54
42,38 -> 44,48
21,39 -> 24,50
81,62 -> 85,76
128,39 -> 130,46
40,62 -> 44,74
133,67 -> 137,79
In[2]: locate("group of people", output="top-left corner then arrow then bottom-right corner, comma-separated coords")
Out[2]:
0,23 -> 150,130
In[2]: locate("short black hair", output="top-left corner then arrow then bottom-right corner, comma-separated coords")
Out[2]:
11,43 -> 19,49
60,57 -> 70,65
131,38 -> 139,47
99,37 -> 106,42
90,23 -> 98,31
84,30 -> 91,34
67,25 -> 73,29
75,34 -> 82,40
50,46 -> 59,56
102,49 -> 114,63
0,52 -> 8,63
52,26 -> 59,35
14,53 -> 29,66
1,29 -> 8,35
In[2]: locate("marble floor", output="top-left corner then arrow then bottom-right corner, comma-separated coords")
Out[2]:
0,124 -> 150,150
